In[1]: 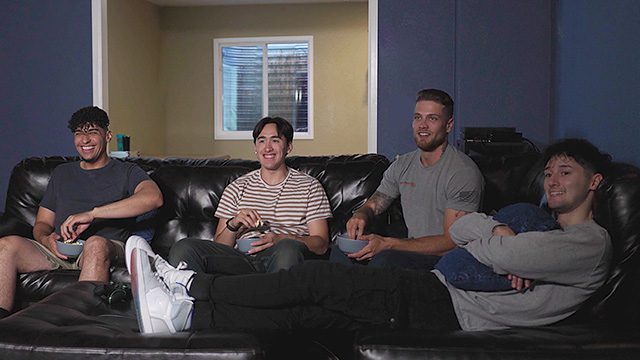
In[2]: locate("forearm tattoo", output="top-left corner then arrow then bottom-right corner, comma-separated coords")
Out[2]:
357,191 -> 394,217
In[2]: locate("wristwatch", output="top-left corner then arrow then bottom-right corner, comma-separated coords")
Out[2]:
226,217 -> 241,232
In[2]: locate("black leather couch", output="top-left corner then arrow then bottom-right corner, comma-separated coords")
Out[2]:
1,153 -> 640,359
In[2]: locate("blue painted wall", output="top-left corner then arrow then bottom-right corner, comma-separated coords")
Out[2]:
0,0 -> 92,211
377,0 -> 455,160
377,0 -> 553,160
554,0 -> 640,165
455,0 -> 553,148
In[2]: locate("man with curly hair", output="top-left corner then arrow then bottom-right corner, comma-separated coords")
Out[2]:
0,106 -> 163,319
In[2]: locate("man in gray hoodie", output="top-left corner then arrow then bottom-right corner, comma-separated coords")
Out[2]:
128,138 -> 612,333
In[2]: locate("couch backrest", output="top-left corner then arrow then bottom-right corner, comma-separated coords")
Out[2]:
576,162 -> 640,328
470,151 -> 545,213
3,157 -> 79,237
1,156 -> 165,237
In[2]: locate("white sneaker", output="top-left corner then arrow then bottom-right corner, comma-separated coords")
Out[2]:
125,235 -> 153,274
153,255 -> 195,291
130,247 -> 194,333
127,234 -> 195,294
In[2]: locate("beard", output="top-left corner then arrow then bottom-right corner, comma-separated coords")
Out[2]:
415,132 -> 448,152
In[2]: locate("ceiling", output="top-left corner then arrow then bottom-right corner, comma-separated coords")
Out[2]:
147,0 -> 366,6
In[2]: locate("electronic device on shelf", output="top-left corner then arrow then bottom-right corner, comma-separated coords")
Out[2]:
463,127 -> 523,143
461,127 -> 535,156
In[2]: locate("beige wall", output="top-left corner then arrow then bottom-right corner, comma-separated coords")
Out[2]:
106,2 -> 367,158
107,0 -> 165,155
160,3 -> 368,159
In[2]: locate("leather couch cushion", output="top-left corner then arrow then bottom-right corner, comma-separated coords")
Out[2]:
0,282 -> 352,359
0,282 -> 265,360
355,326 -> 640,360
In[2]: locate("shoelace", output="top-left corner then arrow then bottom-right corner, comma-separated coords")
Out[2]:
154,256 -> 193,290
153,268 -> 171,292
172,261 -> 194,290
152,267 -> 193,301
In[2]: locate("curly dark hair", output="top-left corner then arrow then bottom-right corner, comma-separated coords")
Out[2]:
67,106 -> 110,132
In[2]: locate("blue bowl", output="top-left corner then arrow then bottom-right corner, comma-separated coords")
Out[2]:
336,234 -> 368,254
56,239 -> 85,257
236,237 -> 260,254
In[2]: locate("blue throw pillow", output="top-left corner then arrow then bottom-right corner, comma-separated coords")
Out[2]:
435,247 -> 513,291
435,203 -> 558,291
493,202 -> 559,233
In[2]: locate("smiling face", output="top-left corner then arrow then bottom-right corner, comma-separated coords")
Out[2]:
73,123 -> 111,168
255,123 -> 292,172
543,155 -> 601,215
412,100 -> 453,153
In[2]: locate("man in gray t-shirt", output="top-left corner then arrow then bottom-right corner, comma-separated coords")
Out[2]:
333,89 -> 484,268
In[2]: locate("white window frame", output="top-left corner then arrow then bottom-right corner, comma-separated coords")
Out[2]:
213,36 -> 314,140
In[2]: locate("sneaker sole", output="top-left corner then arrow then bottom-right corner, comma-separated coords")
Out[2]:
125,235 -> 154,274
131,247 -> 154,333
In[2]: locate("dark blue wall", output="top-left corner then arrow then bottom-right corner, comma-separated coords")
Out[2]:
377,0 -> 553,160
455,0 -> 553,148
554,0 -> 640,165
378,0 -> 455,160
0,0 -> 92,211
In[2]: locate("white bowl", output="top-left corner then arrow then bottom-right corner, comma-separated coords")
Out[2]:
336,234 -> 368,254
56,239 -> 85,257
236,237 -> 259,254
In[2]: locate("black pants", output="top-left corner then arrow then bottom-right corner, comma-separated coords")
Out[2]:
189,260 -> 460,331
169,237 -> 315,274
329,246 -> 441,272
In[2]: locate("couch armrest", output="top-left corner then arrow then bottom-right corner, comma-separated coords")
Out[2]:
0,213 -> 33,238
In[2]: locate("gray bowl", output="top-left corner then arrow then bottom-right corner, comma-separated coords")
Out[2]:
236,237 -> 260,254
336,234 -> 368,254
56,239 -> 85,257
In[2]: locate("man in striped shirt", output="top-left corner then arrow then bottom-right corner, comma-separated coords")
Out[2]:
168,117 -> 332,274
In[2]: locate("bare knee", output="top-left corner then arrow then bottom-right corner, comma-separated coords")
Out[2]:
82,236 -> 112,262
0,235 -> 30,255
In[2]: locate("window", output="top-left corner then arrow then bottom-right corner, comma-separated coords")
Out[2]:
214,36 -> 313,140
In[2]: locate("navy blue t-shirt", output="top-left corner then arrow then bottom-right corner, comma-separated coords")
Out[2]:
39,159 -> 150,241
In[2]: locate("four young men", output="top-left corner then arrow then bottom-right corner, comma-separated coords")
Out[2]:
0,92 -> 615,335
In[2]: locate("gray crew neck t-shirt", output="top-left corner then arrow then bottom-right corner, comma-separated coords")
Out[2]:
376,145 -> 484,238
